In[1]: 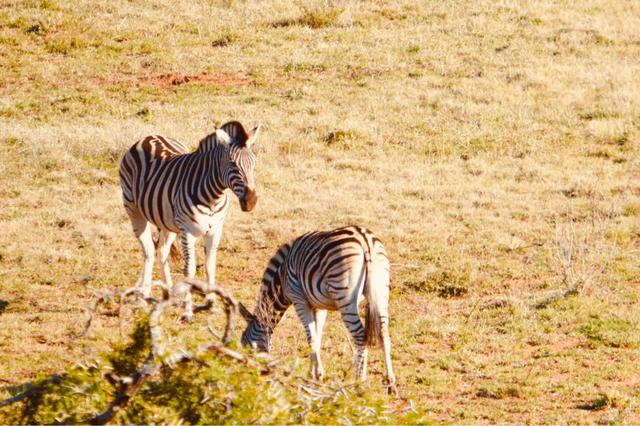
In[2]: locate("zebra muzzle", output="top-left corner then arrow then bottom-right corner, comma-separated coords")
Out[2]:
240,187 -> 257,212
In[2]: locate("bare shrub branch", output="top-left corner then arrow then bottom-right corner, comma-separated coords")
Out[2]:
90,354 -> 157,425
538,220 -> 609,308
4,277 -> 404,423
85,278 -> 240,424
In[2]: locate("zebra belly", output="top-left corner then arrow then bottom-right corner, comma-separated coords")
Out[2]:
140,197 -> 181,233
313,297 -> 339,311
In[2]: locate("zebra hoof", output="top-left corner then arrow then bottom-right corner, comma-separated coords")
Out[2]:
180,313 -> 194,323
387,382 -> 399,397
161,288 -> 170,301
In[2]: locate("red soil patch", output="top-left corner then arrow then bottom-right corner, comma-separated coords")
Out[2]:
87,72 -> 253,88
139,72 -> 252,88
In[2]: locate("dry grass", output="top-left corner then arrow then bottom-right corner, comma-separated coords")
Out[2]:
1,0 -> 639,422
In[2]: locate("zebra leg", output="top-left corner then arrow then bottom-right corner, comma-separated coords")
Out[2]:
203,225 -> 223,304
371,262 -> 397,395
339,305 -> 368,382
382,318 -> 398,396
127,207 -> 154,297
314,309 -> 328,381
179,230 -> 197,322
293,302 -> 322,380
157,230 -> 177,299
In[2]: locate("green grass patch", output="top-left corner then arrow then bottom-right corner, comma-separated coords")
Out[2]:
405,270 -> 469,298
579,110 -> 621,121
211,31 -> 238,48
622,203 -> 640,217
476,385 -> 521,399
579,315 -> 638,348
271,6 -> 344,29
577,391 -> 632,412
45,35 -> 88,54
322,129 -> 373,150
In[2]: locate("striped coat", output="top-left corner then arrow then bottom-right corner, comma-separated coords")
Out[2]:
240,225 -> 397,394
119,121 -> 260,320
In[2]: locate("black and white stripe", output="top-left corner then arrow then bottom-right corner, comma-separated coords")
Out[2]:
239,225 -> 397,394
119,121 -> 260,320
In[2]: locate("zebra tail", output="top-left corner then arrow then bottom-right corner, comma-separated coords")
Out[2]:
364,254 -> 383,348
169,240 -> 181,263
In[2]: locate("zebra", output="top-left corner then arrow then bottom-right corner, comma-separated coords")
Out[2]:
119,121 -> 260,321
239,225 -> 398,395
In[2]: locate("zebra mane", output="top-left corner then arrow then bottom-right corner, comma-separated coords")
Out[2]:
252,242 -> 292,329
261,242 -> 291,290
196,121 -> 251,152
196,131 -> 224,152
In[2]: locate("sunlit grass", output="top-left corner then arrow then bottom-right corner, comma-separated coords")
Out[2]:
1,0 -> 639,422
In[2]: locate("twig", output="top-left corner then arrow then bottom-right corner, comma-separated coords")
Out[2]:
90,354 -> 157,425
181,278 -> 239,344
85,278 -> 241,424
149,300 -> 174,359
81,286 -> 150,338
533,286 -> 579,309
14,276 -> 376,423
463,298 -> 482,324
207,318 -> 223,340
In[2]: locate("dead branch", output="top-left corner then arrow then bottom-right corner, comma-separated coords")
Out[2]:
181,278 -> 238,344
81,284 -> 155,338
532,286 -> 579,309
5,277 -> 396,423
148,299 -> 172,359
90,354 -> 157,425
85,278 -> 240,424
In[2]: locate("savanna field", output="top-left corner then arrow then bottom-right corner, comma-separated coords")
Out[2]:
1,0 -> 639,423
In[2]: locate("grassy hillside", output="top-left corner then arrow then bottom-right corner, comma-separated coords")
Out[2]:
1,0 -> 639,422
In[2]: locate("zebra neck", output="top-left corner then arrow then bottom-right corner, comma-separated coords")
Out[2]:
195,148 -> 229,209
254,292 -> 290,332
255,310 -> 286,335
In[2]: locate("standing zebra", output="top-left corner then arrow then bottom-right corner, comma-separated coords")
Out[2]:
119,121 -> 260,320
239,225 -> 397,395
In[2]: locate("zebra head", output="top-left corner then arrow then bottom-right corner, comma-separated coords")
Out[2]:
239,286 -> 289,352
240,243 -> 291,352
239,301 -> 273,352
216,121 -> 261,212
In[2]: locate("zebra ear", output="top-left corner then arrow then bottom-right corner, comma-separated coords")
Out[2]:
245,125 -> 261,149
220,121 -> 248,147
238,302 -> 255,323
215,128 -> 231,145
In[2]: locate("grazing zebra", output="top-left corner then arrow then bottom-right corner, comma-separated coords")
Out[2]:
239,225 -> 397,395
119,121 -> 260,320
